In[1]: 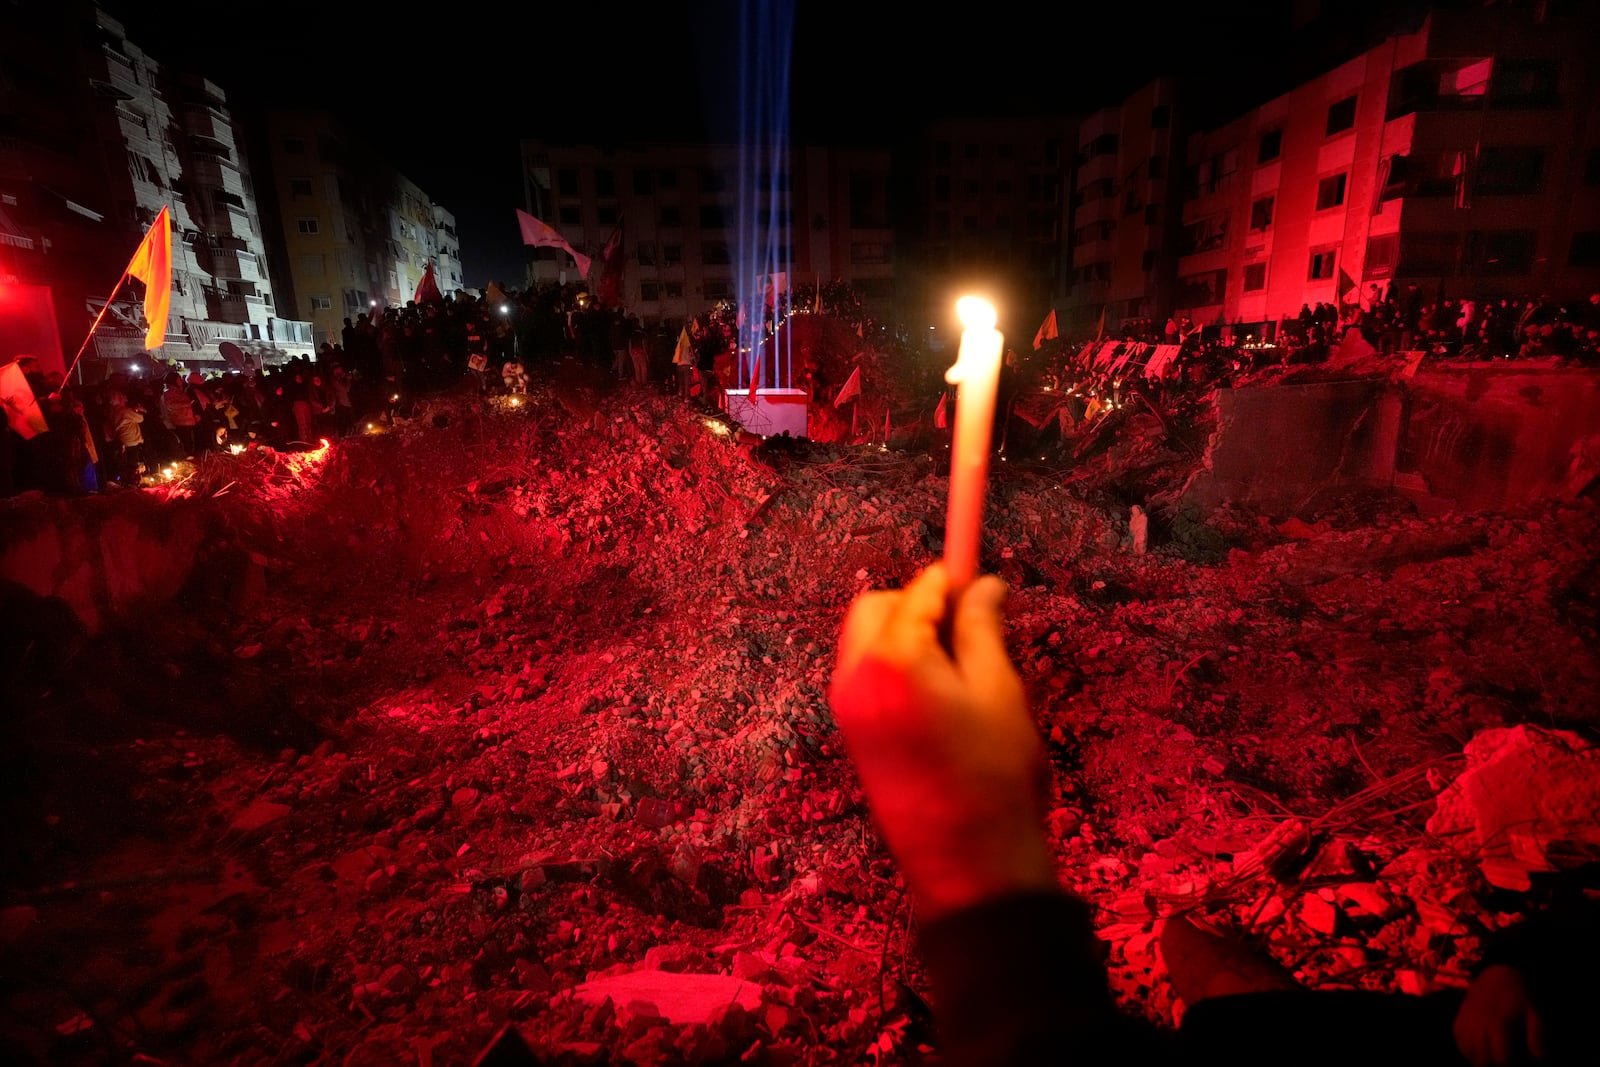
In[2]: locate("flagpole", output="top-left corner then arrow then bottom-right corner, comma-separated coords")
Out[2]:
65,270 -> 132,383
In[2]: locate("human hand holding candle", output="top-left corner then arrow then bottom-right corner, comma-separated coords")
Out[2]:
943,297 -> 1004,592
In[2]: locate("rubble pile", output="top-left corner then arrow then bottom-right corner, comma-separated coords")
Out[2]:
2,382 -> 1596,1066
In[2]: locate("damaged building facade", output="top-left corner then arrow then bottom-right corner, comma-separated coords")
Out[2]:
0,3 -> 314,375
1171,4 -> 1600,332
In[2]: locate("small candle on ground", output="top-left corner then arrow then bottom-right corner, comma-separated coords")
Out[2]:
943,296 -> 1004,592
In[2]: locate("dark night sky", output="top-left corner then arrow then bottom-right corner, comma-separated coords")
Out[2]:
114,0 -> 1426,287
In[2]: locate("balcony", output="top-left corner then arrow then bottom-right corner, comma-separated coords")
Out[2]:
196,242 -> 261,283
212,202 -> 255,240
182,107 -> 234,144
184,319 -> 250,350
189,155 -> 244,197
204,289 -> 250,324
1074,195 -> 1118,226
270,317 -> 315,344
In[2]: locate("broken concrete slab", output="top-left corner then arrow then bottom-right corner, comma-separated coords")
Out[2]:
570,970 -> 762,1025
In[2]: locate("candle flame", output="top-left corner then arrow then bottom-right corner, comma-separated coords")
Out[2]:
955,296 -> 997,332
947,296 -> 1001,385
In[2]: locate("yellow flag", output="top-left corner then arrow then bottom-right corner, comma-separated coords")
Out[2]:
124,206 -> 172,350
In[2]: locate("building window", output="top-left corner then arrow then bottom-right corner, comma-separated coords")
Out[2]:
664,281 -> 684,298
1365,233 -> 1399,278
963,179 -> 980,200
699,204 -> 727,228
1258,128 -> 1282,163
702,240 -> 730,265
1308,246 -> 1337,281
851,241 -> 890,264
1325,95 -> 1358,136
662,244 -> 682,266
964,142 -> 980,159
1183,213 -> 1228,254
997,143 -> 1013,158
934,141 -> 951,166
657,168 -> 679,190
1177,268 -> 1227,307
933,212 -> 950,237
633,168 -> 653,195
1587,148 -> 1600,186
597,206 -> 618,225
1141,249 -> 1159,271
1243,262 -> 1267,291
289,177 -> 313,197
557,168 -> 579,196
559,206 -> 580,225
1490,59 -> 1559,109
704,279 -> 731,299
1089,132 -> 1119,158
1568,231 -> 1600,267
1151,104 -> 1171,129
1474,146 -> 1545,195
660,206 -> 681,227
963,215 -> 979,233
639,282 -> 659,301
1398,232 -> 1461,275
700,168 -> 728,193
594,168 -> 615,197
636,242 -> 656,266
309,294 -> 332,311
1315,173 -> 1348,210
284,137 -> 305,154
935,175 -> 951,202
1145,203 -> 1160,225
995,178 -> 1012,195
1464,229 -> 1536,275
1250,195 -> 1274,230
296,217 -> 319,235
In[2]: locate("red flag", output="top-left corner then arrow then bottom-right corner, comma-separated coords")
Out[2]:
832,365 -> 861,408
414,262 -> 442,304
516,209 -> 591,277
124,205 -> 172,350
934,390 -> 948,429
596,221 -> 624,306
1033,308 -> 1059,350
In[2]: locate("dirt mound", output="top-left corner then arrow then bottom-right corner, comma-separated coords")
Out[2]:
3,382 -> 1598,1065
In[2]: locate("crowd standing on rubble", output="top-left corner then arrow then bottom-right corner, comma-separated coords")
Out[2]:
5,280 -> 1598,497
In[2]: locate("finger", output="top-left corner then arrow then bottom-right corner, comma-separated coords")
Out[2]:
893,562 -> 951,633
1487,1027 -> 1508,1067
951,574 -> 1011,679
1525,1008 -> 1544,1062
835,590 -> 898,678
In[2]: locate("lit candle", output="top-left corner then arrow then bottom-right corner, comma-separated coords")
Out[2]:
943,296 -> 1004,592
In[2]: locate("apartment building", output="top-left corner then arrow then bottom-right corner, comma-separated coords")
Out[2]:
256,112 -> 459,345
521,140 -> 894,327
1063,78 -> 1184,334
902,117 -> 1075,340
434,204 -> 463,294
0,3 -> 313,373
1173,3 -> 1600,331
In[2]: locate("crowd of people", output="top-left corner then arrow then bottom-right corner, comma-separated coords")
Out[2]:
1,282 -> 780,497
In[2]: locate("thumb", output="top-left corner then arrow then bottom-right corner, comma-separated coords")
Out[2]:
951,574 -> 1011,681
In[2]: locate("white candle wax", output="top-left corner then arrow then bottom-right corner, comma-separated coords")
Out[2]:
943,297 -> 1004,591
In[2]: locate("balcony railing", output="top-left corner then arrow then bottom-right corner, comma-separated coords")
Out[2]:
189,156 -> 243,196
182,108 -> 233,144
270,317 -> 315,344
197,244 -> 260,283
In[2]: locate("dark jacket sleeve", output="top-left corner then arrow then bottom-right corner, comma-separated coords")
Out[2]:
918,890 -> 1165,1066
